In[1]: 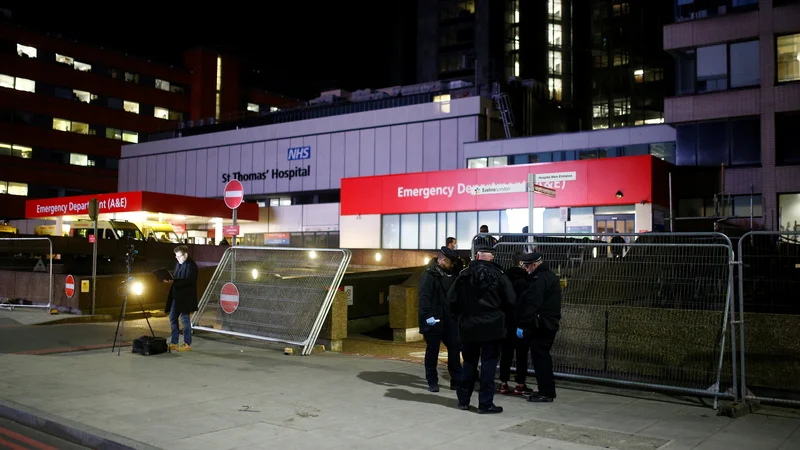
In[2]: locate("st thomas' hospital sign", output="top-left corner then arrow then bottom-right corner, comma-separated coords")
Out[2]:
220,146 -> 313,184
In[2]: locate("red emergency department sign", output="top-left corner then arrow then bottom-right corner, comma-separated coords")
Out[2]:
220,282 -> 240,314
65,274 -> 75,298
223,180 -> 244,210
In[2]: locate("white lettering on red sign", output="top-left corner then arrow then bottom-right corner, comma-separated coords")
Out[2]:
33,195 -> 130,217
396,173 -> 576,200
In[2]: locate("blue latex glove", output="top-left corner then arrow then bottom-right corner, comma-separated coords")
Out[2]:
426,317 -> 437,326
516,328 -> 524,339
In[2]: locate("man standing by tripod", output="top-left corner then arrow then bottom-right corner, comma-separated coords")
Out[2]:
164,245 -> 198,352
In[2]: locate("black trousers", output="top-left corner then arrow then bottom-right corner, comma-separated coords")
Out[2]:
458,340 -> 501,410
530,327 -> 558,398
423,322 -> 462,387
499,332 -> 530,384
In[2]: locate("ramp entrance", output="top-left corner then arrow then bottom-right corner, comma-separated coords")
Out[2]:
192,247 -> 351,355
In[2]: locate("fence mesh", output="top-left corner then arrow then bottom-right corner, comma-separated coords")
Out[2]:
473,232 -> 735,399
737,231 -> 800,405
0,237 -> 53,310
192,246 -> 351,355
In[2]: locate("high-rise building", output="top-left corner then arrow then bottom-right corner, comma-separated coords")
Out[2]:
663,0 -> 800,231
0,21 -> 298,220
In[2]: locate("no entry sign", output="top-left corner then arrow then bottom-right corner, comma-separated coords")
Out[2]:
223,179 -> 244,210
220,282 -> 239,314
65,274 -> 75,298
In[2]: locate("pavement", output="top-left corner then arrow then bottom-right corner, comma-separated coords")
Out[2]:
1,309 -> 800,450
0,415 -> 88,449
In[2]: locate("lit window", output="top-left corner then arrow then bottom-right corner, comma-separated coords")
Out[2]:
3,181 -> 29,196
216,56 -> 222,91
106,128 -> 122,140
634,69 -> 644,83
13,145 -> 32,159
122,131 -> 138,144
777,33 -> 800,83
125,72 -> 139,83
279,198 -> 291,206
468,158 -> 488,168
270,106 -> 280,112
14,77 -> 35,93
123,101 -> 140,114
170,84 -> 184,94
548,0 -> 562,18
17,44 -> 37,58
548,78 -> 562,101
73,61 -> 92,72
154,107 -> 169,119
548,23 -> 562,47
433,94 -> 451,103
52,118 -> 71,132
215,93 -> 221,120
514,60 -> 520,77
548,51 -> 562,74
515,8 -> 520,23
155,79 -> 170,91
73,89 -> 95,103
247,103 -> 260,113
56,54 -> 74,66
71,122 -> 89,135
70,153 -> 89,166
0,74 -> 13,88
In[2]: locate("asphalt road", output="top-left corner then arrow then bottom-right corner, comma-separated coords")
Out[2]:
0,317 -> 173,355
0,416 -> 88,449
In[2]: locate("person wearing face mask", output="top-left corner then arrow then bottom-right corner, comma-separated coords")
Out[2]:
164,245 -> 199,352
418,246 -> 463,392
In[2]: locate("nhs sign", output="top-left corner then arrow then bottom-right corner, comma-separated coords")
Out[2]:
288,146 -> 312,161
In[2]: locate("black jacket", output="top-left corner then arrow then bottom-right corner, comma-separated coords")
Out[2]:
418,262 -> 456,335
504,266 -> 528,329
447,260 -> 515,343
517,263 -> 562,332
164,258 -> 199,315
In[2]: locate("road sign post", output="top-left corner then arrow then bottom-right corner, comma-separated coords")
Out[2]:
470,174 -> 556,235
88,198 -> 98,315
223,179 -> 244,247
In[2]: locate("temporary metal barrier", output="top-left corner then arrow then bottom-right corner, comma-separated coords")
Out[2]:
192,246 -> 351,356
471,232 -> 737,407
0,237 -> 53,311
737,231 -> 800,406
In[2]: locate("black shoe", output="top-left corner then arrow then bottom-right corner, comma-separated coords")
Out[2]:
458,403 -> 469,411
428,384 -> 440,392
478,405 -> 503,414
450,384 -> 458,391
527,394 -> 554,403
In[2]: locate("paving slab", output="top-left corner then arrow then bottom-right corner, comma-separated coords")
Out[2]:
0,335 -> 799,450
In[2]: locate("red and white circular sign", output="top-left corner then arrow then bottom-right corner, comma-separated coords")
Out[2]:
65,274 -> 75,298
223,179 -> 244,210
220,282 -> 239,314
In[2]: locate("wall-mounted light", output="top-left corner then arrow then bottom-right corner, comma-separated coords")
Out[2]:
375,252 -> 382,262
615,190 -> 624,199
251,269 -> 259,280
423,257 -> 430,265
309,251 -> 317,259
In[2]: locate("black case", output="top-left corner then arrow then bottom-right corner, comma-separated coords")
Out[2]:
132,335 -> 170,355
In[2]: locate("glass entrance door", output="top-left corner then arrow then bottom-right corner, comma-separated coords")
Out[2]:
595,214 -> 635,258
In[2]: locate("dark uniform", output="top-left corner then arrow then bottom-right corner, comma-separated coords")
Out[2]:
418,246 -> 463,392
448,246 -> 515,413
517,252 -> 562,402
498,259 -> 531,393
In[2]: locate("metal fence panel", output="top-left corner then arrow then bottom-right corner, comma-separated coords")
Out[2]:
0,237 -> 53,310
472,232 -> 736,404
737,231 -> 800,406
191,246 -> 351,355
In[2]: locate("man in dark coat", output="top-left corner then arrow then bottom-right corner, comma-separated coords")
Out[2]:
418,246 -> 463,392
164,245 -> 199,352
498,251 -> 533,395
448,245 -> 515,414
516,252 -> 562,402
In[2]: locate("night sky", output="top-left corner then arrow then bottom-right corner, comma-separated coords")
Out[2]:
3,3 -> 405,99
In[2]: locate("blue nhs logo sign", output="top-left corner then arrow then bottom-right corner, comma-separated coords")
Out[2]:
287,146 -> 311,161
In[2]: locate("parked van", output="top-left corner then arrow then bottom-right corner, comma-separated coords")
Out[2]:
69,220 -> 144,241
141,223 -> 180,243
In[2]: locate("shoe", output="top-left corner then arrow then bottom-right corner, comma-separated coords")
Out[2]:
527,394 -> 554,403
168,343 -> 178,351
458,403 -> 469,411
514,384 -> 533,395
177,343 -> 191,352
428,384 -> 440,393
478,405 -> 503,414
499,382 -> 512,394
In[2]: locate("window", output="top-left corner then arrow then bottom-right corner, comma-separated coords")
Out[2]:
697,44 -> 728,92
730,40 -> 760,87
776,111 -> 800,165
0,143 -> 32,159
155,79 -> 170,91
382,215 -> 400,249
105,128 -> 122,140
52,118 -> 71,132
779,193 -> 800,232
170,84 -> 184,94
419,214 -> 437,249
169,111 -> 184,121
73,89 -> 95,103
216,56 -> 222,120
549,78 -> 562,101
55,54 -> 91,72
270,106 -> 280,112
247,103 -> 260,113
122,131 -> 138,144
777,34 -> 800,83
71,122 -> 89,135
74,61 -> 91,72
548,0 -> 562,18
0,181 -> 29,196
55,54 -> 73,66
548,51 -> 562,74
0,74 -> 12,88
69,153 -> 94,166
0,74 -> 35,93
400,214 -> 419,249
123,101 -> 140,114
548,23 -> 562,47
468,157 -> 507,168
124,72 -> 139,83
17,44 -> 36,58
456,211 -> 478,247
676,117 -> 760,166
650,142 -> 676,164
675,0 -> 759,23
154,107 -> 169,120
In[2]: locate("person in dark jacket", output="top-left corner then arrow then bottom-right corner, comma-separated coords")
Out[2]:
445,236 -> 466,275
516,252 -> 562,402
498,251 -> 533,395
418,246 -> 463,392
448,245 -> 515,414
164,245 -> 199,352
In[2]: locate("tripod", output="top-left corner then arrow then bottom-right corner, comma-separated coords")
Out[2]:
111,246 -> 154,355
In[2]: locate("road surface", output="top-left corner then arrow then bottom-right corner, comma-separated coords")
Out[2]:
0,416 -> 88,449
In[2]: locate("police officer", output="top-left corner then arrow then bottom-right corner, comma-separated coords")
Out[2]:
418,246 -> 463,392
516,252 -> 562,402
448,245 -> 515,413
